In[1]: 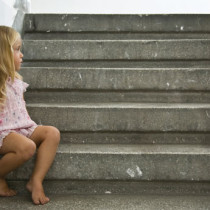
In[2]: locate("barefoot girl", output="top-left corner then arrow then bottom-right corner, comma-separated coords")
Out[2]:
0,26 -> 60,205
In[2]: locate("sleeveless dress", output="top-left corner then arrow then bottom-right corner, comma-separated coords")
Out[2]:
0,78 -> 38,148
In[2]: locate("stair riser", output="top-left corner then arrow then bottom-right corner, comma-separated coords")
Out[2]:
59,132 -> 210,144
24,91 -> 210,103
24,14 -> 210,32
27,105 -> 210,132
7,153 -> 210,181
22,40 -> 210,60
8,180 -> 210,195
24,33 -> 210,40
22,61 -> 210,68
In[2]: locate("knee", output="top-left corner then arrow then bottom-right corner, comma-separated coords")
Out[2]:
17,141 -> 36,161
45,126 -> 60,145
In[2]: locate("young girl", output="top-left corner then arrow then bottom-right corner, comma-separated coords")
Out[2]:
0,26 -> 60,205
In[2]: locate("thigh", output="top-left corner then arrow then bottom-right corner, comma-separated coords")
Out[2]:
0,132 -> 35,155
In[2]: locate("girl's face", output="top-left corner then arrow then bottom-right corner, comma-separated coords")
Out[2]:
13,37 -> 23,71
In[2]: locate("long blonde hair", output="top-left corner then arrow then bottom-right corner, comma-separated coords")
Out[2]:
0,26 -> 22,107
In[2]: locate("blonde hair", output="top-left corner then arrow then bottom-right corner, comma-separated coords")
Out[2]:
0,26 -> 22,107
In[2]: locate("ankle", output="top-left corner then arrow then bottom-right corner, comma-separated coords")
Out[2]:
29,177 -> 43,186
0,179 -> 9,189
0,178 -> 6,183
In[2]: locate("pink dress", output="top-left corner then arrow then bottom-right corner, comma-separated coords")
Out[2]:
0,78 -> 38,148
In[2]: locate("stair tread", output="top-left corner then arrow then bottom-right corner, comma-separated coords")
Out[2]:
1,194 -> 210,210
27,102 -> 210,108
23,39 -> 210,41
2,194 -> 210,210
21,66 -> 210,69
21,60 -> 210,68
58,143 -> 210,155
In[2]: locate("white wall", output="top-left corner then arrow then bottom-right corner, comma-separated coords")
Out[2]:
1,0 -> 210,28
0,0 -> 31,30
0,0 -> 17,26
31,0 -> 210,14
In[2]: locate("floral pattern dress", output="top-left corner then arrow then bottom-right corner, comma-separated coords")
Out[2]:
0,78 -> 37,148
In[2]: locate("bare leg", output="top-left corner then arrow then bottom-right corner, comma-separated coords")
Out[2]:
27,126 -> 60,205
0,133 -> 36,197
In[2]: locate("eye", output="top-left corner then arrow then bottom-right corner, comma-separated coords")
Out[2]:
15,46 -> 21,51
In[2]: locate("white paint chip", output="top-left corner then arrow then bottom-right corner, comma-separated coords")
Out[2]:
136,166 -> 143,177
206,111 -> 210,119
29,20 -> 33,29
126,168 -> 135,177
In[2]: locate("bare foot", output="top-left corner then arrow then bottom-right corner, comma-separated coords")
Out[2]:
0,178 -> 17,197
26,180 -> 50,205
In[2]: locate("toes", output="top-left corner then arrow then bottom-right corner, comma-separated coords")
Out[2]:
33,197 -> 41,205
34,200 -> 40,205
32,195 -> 41,205
33,195 -> 50,205
0,179 -> 16,197
40,196 -> 50,205
0,189 -> 17,197
45,197 -> 50,203
10,189 -> 17,196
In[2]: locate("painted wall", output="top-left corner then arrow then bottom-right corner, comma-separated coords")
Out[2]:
0,0 -> 16,26
0,0 -> 31,31
1,0 -> 210,27
31,0 -> 210,14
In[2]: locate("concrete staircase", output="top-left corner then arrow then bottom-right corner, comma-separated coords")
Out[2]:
2,14 -> 210,209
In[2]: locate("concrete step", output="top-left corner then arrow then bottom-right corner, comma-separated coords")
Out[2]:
24,32 -> 210,40
2,194 -> 210,210
24,14 -> 210,33
7,180 -> 210,195
21,67 -> 210,103
21,67 -> 210,91
22,39 -> 210,61
27,103 -> 210,132
7,144 -> 210,181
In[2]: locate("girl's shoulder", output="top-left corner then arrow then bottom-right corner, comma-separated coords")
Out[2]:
7,77 -> 29,93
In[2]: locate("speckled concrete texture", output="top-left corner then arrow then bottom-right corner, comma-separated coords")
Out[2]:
22,40 -> 210,61
1,194 -> 210,210
5,14 -> 210,210
20,67 -> 210,91
7,180 -> 210,196
23,14 -> 210,32
27,103 -> 210,132
6,144 -> 210,181
20,67 -> 210,104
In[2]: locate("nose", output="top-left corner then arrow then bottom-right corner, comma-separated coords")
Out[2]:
20,51 -> 23,58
